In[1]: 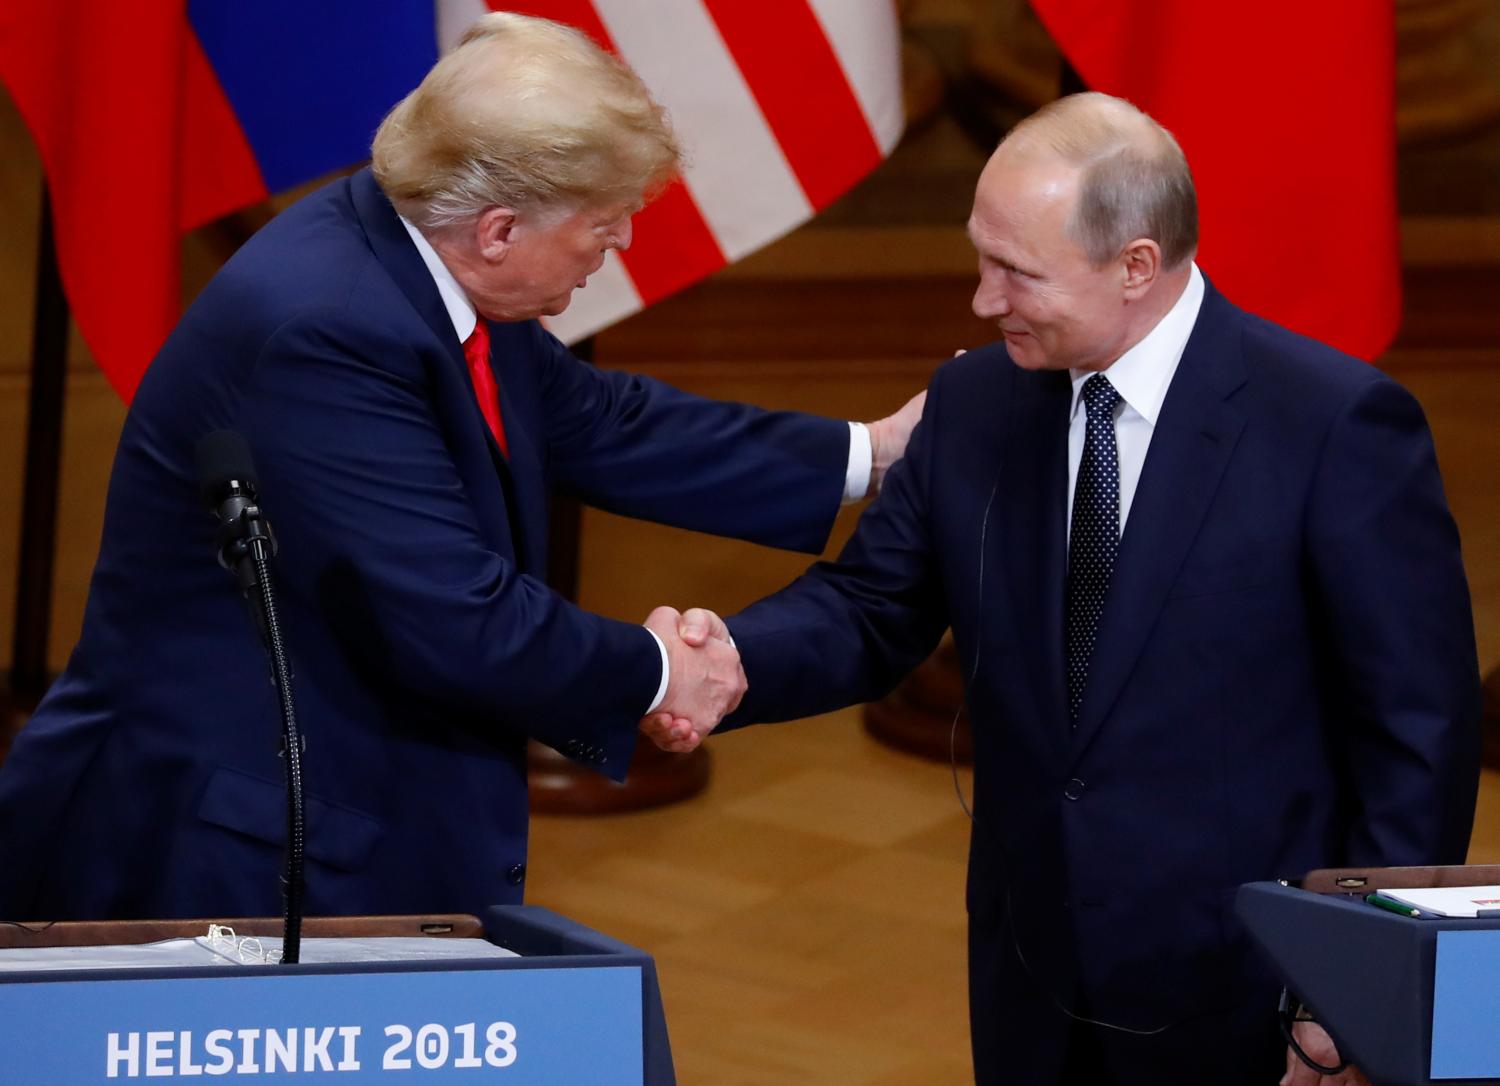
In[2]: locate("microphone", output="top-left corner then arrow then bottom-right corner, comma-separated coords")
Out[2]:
192,430 -> 305,964
195,430 -> 276,575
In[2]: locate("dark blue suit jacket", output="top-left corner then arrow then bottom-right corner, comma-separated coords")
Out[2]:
723,282 -> 1481,1084
0,168 -> 849,921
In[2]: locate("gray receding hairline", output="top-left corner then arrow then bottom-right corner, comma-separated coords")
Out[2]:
1001,92 -> 1199,269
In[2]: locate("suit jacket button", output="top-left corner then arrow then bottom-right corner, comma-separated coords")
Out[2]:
1063,778 -> 1086,801
506,863 -> 526,885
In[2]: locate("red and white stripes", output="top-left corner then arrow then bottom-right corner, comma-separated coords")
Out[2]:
438,0 -> 903,343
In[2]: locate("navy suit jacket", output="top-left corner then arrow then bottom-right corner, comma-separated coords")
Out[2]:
723,282 -> 1481,1084
0,168 -> 849,921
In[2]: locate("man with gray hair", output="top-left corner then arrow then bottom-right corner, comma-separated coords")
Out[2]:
0,12 -> 920,923
650,92 -> 1480,1085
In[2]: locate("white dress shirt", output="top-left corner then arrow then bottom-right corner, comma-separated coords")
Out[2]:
399,217 -> 872,712
1066,263 -> 1205,544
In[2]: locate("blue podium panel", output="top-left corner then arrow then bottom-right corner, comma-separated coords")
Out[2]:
1432,931 -> 1500,1080
1238,882 -> 1500,1086
0,908 -> 674,1085
0,964 -> 642,1083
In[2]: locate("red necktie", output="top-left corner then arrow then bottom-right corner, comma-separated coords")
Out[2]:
462,320 -> 508,457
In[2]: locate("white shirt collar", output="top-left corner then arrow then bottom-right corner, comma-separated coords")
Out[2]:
399,216 -> 478,343
1069,262 -> 1205,425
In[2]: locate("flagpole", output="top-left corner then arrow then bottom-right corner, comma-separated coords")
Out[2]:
2,185 -> 68,728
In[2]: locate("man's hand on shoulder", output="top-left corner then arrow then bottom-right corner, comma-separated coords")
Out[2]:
640,606 -> 743,753
865,389 -> 927,493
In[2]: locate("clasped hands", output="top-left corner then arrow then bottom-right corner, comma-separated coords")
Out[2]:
636,394 -> 925,754
640,605 -> 737,753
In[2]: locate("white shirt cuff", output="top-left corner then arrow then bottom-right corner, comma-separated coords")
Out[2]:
645,628 -> 670,713
844,421 -> 872,503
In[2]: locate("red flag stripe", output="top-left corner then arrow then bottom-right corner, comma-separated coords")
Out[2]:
2,3 -> 189,400
805,0 -> 905,154
622,182 -> 727,305
489,1 -> 727,306
1,4 -> 268,400
700,0 -> 882,211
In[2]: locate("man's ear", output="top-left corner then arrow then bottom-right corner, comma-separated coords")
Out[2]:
1120,238 -> 1161,299
475,207 -> 519,263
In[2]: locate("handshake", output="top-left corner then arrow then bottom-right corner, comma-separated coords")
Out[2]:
639,605 -> 739,754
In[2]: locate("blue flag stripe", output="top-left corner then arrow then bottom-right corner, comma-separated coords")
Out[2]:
188,1 -> 439,192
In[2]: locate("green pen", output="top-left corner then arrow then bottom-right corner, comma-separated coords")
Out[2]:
1365,893 -> 1422,918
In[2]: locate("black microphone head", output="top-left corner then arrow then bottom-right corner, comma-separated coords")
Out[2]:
195,430 -> 260,508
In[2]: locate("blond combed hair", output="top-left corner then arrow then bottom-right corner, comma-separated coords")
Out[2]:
1005,92 -> 1198,269
372,12 -> 680,228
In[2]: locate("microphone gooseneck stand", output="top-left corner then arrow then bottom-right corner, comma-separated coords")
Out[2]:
199,431 -> 305,966
241,528 -> 305,966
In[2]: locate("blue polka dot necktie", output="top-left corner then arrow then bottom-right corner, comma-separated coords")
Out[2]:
1066,374 -> 1122,725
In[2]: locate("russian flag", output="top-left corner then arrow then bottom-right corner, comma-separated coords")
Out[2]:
1030,0 -> 1401,362
0,1 -> 902,403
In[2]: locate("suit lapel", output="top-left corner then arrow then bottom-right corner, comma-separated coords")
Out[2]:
488,338 -> 549,575
351,168 -> 467,378
998,367 -> 1073,756
471,322 -> 514,470
352,167 -> 512,468
1070,285 -> 1248,754
351,168 -> 530,553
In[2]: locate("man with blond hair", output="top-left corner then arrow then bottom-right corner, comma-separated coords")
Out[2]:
653,92 -> 1480,1084
0,13 -> 919,922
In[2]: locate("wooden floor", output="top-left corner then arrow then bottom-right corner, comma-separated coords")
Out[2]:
532,710 -> 977,1086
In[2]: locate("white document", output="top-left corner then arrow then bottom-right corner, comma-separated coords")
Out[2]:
1374,885 -> 1500,918
225,936 -> 519,965
0,932 -> 517,972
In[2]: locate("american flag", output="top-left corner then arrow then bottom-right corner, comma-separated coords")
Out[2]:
0,1 -> 903,399
443,2 -> 904,343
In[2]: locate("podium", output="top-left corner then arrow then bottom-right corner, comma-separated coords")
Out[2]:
0,905 -> 674,1084
1237,881 -> 1500,1086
